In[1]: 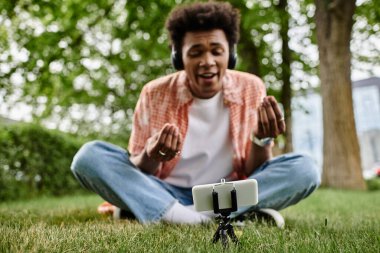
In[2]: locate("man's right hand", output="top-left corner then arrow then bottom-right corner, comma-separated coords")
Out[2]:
146,123 -> 182,162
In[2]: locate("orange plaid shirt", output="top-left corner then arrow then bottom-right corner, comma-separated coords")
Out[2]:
128,70 -> 266,180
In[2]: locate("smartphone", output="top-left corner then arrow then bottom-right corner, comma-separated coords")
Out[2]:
192,179 -> 258,212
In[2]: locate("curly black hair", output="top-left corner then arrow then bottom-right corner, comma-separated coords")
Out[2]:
165,1 -> 240,51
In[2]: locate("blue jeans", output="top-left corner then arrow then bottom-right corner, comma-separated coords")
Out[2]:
71,141 -> 320,223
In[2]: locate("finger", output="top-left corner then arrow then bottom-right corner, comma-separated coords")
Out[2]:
253,106 -> 263,138
159,124 -> 181,161
263,98 -> 279,137
166,127 -> 182,159
278,118 -> 286,133
158,124 -> 172,145
171,127 -> 179,152
259,105 -> 269,137
155,124 -> 172,157
164,125 -> 175,152
267,96 -> 286,133
267,96 -> 284,120
175,131 -> 182,156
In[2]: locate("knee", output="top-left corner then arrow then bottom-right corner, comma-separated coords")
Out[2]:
290,153 -> 321,189
70,140 -> 107,175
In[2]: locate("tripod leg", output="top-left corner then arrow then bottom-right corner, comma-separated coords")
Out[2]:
212,225 -> 222,243
227,224 -> 239,244
221,228 -> 228,248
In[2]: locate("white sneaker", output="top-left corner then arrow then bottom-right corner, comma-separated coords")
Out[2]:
258,208 -> 285,229
113,207 -> 122,220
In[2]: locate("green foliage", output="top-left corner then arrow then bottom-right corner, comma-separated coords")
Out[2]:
0,0 -> 181,138
352,0 -> 380,74
0,190 -> 379,252
1,0 -> 312,139
0,0 -> 378,141
366,177 -> 380,191
0,122 -> 86,200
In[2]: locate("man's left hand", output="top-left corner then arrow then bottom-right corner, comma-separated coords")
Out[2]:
254,96 -> 286,139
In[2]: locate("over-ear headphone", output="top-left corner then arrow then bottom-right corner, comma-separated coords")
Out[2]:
171,45 -> 237,70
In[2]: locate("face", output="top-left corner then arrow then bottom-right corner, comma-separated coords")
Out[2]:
181,29 -> 229,99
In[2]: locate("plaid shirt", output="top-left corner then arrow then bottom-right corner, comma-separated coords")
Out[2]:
128,70 -> 266,180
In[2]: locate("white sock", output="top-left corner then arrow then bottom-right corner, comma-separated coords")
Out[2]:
162,201 -> 211,224
187,205 -> 218,219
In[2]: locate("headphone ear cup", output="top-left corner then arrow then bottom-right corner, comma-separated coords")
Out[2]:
171,47 -> 184,70
228,46 -> 237,69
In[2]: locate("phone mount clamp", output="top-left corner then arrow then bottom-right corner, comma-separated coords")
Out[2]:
211,179 -> 239,248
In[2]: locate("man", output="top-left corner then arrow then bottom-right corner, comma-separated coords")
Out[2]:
71,2 -> 320,226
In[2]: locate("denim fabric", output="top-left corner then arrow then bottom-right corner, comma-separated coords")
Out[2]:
71,140 -> 321,223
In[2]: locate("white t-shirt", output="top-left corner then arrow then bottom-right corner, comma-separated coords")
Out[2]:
164,91 -> 233,187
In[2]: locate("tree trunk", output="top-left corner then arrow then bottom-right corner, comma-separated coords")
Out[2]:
278,0 -> 293,153
239,29 -> 261,77
315,0 -> 366,189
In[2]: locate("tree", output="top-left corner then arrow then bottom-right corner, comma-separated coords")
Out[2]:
277,0 -> 294,152
0,0 -> 178,142
233,0 -> 297,153
352,0 -> 380,76
315,0 -> 366,189
3,0 -> 303,146
1,0 -> 377,155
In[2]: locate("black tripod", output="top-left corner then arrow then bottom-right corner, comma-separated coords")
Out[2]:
211,186 -> 239,248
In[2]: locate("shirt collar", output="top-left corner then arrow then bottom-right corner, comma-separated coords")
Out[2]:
176,70 -> 243,106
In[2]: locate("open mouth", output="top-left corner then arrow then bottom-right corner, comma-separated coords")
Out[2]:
198,73 -> 217,79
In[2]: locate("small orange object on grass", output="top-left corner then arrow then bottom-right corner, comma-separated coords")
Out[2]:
97,202 -> 116,215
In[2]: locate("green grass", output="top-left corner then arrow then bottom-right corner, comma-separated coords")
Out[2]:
1,189 -> 380,252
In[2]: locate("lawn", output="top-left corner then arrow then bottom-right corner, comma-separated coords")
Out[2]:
1,189 -> 379,252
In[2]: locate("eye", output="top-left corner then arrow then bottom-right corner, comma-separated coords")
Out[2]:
212,48 -> 224,56
188,50 -> 202,57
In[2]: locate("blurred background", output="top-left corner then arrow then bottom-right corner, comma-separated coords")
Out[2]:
0,0 -> 379,200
